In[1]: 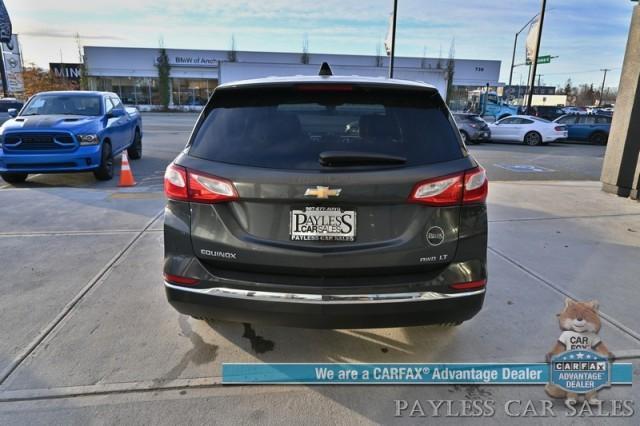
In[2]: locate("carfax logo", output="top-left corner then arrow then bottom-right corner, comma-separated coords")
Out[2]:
550,350 -> 610,394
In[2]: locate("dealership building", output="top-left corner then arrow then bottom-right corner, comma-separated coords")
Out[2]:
83,46 -> 501,110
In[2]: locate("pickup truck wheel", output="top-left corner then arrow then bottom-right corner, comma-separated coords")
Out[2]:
1,172 -> 28,184
127,129 -> 142,160
93,142 -> 114,181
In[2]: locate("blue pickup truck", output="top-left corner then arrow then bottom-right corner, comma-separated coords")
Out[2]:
0,91 -> 142,183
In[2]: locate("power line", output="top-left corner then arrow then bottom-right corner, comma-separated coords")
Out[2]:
540,67 -> 620,76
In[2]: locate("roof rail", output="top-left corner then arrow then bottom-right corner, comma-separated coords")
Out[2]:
318,62 -> 333,76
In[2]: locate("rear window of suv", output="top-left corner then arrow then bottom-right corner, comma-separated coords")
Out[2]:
188,85 -> 464,170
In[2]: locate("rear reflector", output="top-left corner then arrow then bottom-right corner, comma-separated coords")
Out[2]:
450,279 -> 487,291
164,273 -> 200,286
164,163 -> 238,203
409,166 -> 488,206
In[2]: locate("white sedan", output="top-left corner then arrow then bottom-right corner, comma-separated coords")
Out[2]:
488,115 -> 568,146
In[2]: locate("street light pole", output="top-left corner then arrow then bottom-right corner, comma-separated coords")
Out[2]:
526,0 -> 547,112
598,68 -> 610,107
388,0 -> 398,78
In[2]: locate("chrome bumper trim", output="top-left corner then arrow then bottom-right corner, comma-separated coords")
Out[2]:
165,282 -> 485,304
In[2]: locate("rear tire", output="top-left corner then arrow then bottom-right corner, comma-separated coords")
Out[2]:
127,128 -> 142,159
524,131 -> 542,146
0,172 -> 28,184
93,142 -> 114,181
589,131 -> 607,145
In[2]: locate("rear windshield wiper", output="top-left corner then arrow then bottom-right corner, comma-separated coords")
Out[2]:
319,151 -> 407,167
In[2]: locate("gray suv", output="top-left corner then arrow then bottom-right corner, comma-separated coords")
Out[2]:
453,113 -> 491,144
163,67 -> 488,328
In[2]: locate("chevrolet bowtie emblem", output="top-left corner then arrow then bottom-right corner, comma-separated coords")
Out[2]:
304,186 -> 342,199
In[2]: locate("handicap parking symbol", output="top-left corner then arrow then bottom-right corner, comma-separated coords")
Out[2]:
494,163 -> 555,173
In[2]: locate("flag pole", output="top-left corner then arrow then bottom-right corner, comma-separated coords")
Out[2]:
388,0 -> 398,78
526,0 -> 547,112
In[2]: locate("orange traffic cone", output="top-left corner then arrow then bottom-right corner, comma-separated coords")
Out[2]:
117,150 -> 136,187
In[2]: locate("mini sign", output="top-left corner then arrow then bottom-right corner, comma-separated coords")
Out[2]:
49,63 -> 82,81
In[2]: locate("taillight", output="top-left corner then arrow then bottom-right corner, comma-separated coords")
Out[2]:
296,84 -> 353,91
409,172 -> 464,206
409,166 -> 488,206
554,126 -> 565,131
164,163 -> 188,201
462,166 -> 488,204
164,273 -> 200,286
450,279 -> 487,291
164,163 -> 238,203
188,170 -> 238,203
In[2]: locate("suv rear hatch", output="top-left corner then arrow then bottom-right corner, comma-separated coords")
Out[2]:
174,83 -> 482,283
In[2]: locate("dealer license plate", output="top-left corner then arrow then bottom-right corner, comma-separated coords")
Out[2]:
290,207 -> 356,241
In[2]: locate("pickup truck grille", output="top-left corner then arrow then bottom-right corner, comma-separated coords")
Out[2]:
3,132 -> 76,151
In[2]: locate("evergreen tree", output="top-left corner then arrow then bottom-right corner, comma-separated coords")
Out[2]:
156,48 -> 171,110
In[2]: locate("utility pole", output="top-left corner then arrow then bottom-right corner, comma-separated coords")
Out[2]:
537,74 -> 542,88
598,68 -> 610,107
526,0 -> 547,112
388,0 -> 398,78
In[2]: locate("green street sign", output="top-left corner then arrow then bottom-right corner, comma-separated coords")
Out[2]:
526,55 -> 552,65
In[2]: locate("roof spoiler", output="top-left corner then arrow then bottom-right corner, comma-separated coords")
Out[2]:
318,62 -> 333,76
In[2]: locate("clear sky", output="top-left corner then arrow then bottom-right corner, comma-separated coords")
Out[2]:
5,0 -> 635,88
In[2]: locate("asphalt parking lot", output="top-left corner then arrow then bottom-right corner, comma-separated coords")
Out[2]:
1,113 -> 638,424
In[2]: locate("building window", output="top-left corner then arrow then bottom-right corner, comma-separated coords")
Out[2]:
87,77 -> 159,105
172,78 -> 217,106
88,76 -> 215,106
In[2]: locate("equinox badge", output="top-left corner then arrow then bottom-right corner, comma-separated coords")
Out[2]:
304,186 -> 342,199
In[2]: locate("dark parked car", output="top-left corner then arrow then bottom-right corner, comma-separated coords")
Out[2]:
163,68 -> 488,329
453,113 -> 491,144
553,114 -> 611,144
529,105 -> 565,121
0,98 -> 23,125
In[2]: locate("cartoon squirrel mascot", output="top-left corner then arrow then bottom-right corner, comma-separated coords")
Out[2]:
545,299 -> 614,404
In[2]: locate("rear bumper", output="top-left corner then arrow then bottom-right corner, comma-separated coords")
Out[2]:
543,131 -> 568,142
0,145 -> 102,173
470,129 -> 491,141
165,282 -> 485,329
